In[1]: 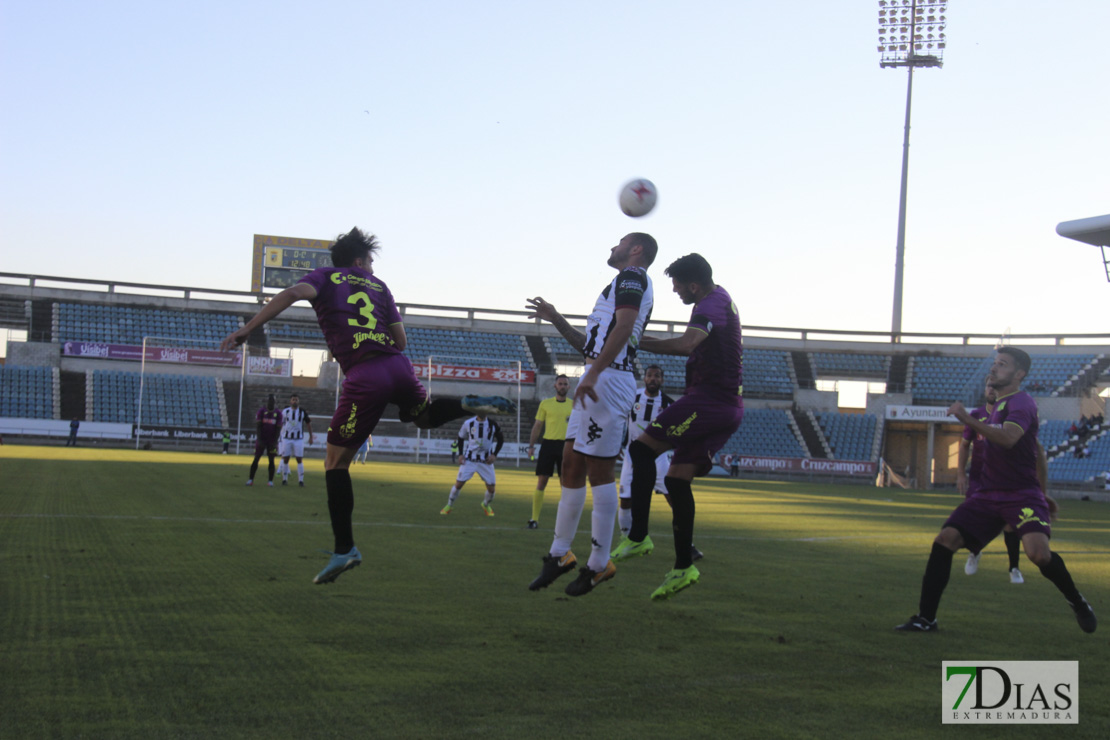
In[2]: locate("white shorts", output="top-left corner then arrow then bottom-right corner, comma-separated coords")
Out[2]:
566,369 -> 635,459
456,460 -> 496,486
281,437 -> 306,458
619,448 -> 672,497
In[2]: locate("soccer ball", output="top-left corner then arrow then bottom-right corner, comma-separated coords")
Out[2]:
618,178 -> 657,218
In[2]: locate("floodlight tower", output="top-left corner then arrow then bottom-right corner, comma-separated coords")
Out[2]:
878,0 -> 947,340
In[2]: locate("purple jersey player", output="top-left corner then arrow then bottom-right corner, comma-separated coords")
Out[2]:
896,347 -> 1096,634
957,381 -> 1023,581
247,394 -> 281,487
610,253 -> 744,601
222,227 -> 515,586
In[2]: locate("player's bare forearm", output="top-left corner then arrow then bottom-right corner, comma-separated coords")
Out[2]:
526,297 -> 585,351
949,402 -> 1023,449
528,420 -> 545,447
551,314 -> 586,352
641,327 -> 705,357
222,284 -> 315,351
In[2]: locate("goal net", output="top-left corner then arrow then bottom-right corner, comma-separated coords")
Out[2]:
417,354 -> 525,466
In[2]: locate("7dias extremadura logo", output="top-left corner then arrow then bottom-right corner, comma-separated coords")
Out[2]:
942,661 -> 1078,724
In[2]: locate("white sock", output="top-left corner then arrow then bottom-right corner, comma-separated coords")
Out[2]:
551,486 -> 587,556
281,462 -> 288,480
483,491 -> 494,506
588,482 -> 619,572
297,462 -> 304,482
618,505 -> 632,537
447,486 -> 459,506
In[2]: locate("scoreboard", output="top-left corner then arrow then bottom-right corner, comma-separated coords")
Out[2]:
251,234 -> 334,292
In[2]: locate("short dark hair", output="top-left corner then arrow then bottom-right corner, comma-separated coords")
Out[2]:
555,374 -> 568,382
626,232 -> 658,266
997,346 -> 1032,375
645,364 -> 664,376
665,253 -> 713,286
290,393 -> 300,400
331,227 -> 380,268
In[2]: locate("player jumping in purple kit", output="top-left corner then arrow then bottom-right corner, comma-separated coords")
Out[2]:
221,227 -> 516,586
896,347 -> 1096,633
958,377 -> 1056,582
610,253 -> 744,600
246,394 -> 281,487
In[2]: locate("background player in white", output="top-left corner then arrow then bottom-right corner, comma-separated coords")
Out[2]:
616,365 -> 705,562
525,232 -> 657,597
440,412 -> 503,516
279,393 -> 314,487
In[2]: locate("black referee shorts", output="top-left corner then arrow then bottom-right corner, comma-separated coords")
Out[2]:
535,439 -> 564,477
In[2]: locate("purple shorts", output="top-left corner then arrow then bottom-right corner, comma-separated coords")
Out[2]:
327,353 -> 429,448
254,438 -> 278,456
643,394 -> 743,475
943,489 -> 1052,550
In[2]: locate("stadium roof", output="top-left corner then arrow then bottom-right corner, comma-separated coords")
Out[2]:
1057,213 -> 1110,247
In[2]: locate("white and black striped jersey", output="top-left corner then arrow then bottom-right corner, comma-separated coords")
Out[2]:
280,407 -> 311,439
458,416 -> 504,462
582,266 -> 653,373
628,389 -> 675,439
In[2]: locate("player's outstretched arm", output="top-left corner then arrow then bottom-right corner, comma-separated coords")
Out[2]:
221,283 -> 317,351
640,327 -> 707,357
525,297 -> 585,351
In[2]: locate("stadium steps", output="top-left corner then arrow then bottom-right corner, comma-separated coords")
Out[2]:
526,335 -> 555,374
1058,354 -> 1109,397
60,370 -> 87,421
791,351 -> 816,390
29,299 -> 53,342
791,410 -> 827,458
51,368 -> 61,420
84,370 -> 95,421
214,378 -> 230,429
887,355 -> 909,394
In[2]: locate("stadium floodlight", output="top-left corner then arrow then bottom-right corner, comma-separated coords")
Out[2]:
1056,213 -> 1110,283
878,0 -> 947,340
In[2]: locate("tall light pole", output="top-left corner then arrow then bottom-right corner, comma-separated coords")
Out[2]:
878,0 -> 947,340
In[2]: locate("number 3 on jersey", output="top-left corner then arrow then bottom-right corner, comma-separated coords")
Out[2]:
347,291 -> 378,329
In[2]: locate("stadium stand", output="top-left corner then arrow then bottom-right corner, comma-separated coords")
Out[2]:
1047,430 -> 1110,483
815,412 -> 879,461
90,370 -> 225,428
544,336 -> 583,368
811,353 -> 888,378
1040,419 -> 1075,450
910,353 -> 1102,403
267,319 -> 326,346
403,328 -> 536,370
56,303 -> 241,345
717,408 -> 807,458
0,365 -> 57,419
1022,354 -> 1098,396
744,349 -> 796,396
909,355 -> 990,404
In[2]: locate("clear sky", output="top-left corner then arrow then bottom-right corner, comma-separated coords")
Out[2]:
2,1 -> 1107,339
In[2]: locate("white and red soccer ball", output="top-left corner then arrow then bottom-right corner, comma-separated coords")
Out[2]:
618,178 -> 657,218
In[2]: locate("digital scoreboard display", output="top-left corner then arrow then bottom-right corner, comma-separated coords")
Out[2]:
251,234 -> 335,292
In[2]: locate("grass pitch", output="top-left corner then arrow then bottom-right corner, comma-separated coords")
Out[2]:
2,445 -> 1108,739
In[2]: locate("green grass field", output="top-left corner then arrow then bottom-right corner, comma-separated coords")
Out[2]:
2,445 -> 1108,739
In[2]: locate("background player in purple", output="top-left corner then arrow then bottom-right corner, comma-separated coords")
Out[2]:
958,378 -> 1055,582
246,394 -> 280,487
222,227 -> 515,586
610,253 -> 743,600
896,347 -> 1096,633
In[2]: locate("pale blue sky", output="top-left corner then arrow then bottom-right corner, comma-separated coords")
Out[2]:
2,1 -> 1107,338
